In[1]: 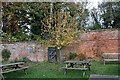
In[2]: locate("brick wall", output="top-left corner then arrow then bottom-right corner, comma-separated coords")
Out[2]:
60,29 -> 119,59
0,42 -> 48,62
0,29 -> 119,62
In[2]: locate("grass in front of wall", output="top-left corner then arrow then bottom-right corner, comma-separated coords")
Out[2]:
90,61 -> 120,76
3,61 -> 120,79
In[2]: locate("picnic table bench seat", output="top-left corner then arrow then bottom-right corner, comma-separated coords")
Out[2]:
62,67 -> 88,70
102,53 -> 120,65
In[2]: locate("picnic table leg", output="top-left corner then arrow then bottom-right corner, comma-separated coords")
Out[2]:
86,63 -> 91,71
104,60 -> 105,65
83,71 -> 86,77
88,65 -> 91,71
64,68 -> 67,75
15,64 -> 19,69
0,73 -> 5,80
24,69 -> 27,75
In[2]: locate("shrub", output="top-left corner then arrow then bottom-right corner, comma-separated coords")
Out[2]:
68,52 -> 77,60
90,57 -> 99,62
2,49 -> 11,61
77,53 -> 86,60
22,57 -> 31,62
14,57 -> 31,63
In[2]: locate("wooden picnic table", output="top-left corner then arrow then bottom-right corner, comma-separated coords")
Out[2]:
102,53 -> 120,65
62,60 -> 91,75
0,62 -> 29,74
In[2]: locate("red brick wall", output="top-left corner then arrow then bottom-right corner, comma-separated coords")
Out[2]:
0,29 -> 119,62
0,42 -> 48,62
60,29 -> 119,58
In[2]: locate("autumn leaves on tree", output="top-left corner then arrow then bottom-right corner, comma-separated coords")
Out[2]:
42,12 -> 80,48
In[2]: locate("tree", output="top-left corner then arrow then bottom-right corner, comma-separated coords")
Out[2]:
42,11 -> 80,48
2,2 -> 51,41
2,2 -> 31,41
98,1 -> 120,28
64,2 -> 89,30
90,8 -> 101,30
2,2 -> 88,43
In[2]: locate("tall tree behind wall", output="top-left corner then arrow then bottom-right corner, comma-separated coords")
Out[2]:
2,2 -> 51,41
98,1 -> 120,28
2,2 -> 89,43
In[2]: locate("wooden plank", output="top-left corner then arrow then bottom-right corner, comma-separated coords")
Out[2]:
2,66 -> 29,74
64,60 -> 90,64
0,62 -> 24,67
104,59 -> 119,61
62,67 -> 88,70
102,53 -> 120,59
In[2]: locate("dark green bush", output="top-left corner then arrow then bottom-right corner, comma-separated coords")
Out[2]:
2,49 -> 11,61
68,52 -> 77,60
22,57 -> 31,62
15,57 -> 31,62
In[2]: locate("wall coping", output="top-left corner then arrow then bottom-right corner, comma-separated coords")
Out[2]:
82,29 -> 119,33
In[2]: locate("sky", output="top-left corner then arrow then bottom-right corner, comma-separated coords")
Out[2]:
85,0 -> 103,28
87,0 -> 103,10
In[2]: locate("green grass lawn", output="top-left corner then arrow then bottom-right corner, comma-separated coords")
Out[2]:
3,61 -> 120,79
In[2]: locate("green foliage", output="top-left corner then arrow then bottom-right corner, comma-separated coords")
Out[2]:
14,30 -> 30,41
90,57 -> 99,62
2,2 -> 51,41
90,1 -> 120,30
2,30 -> 31,42
2,2 -> 87,44
90,24 -> 101,30
68,52 -> 77,60
98,2 -> 120,28
77,53 -> 86,60
15,57 -> 31,62
2,49 -> 11,61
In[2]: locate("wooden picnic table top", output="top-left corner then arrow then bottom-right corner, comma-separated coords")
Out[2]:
64,60 -> 90,64
0,62 -> 24,67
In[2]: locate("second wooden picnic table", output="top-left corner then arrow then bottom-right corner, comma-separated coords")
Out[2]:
63,60 -> 91,75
